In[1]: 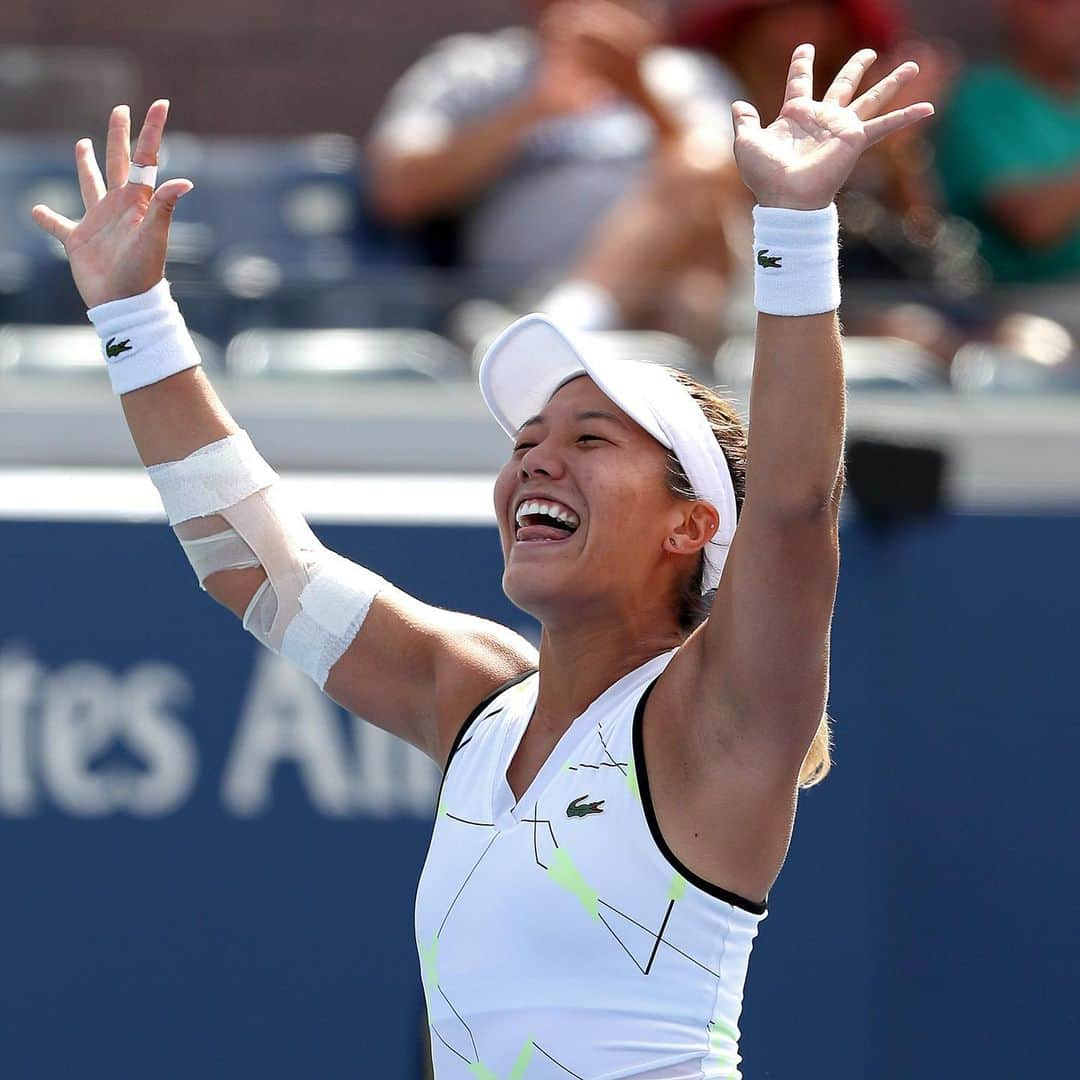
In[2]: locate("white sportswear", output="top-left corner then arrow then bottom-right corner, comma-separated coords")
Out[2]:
415,649 -> 766,1080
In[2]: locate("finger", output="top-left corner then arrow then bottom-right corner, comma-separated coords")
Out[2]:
132,99 -> 170,172
731,99 -> 761,134
140,178 -> 194,241
824,48 -> 877,106
75,138 -> 106,210
105,104 -> 131,189
30,203 -> 78,244
851,60 -> 920,120
782,43 -> 815,107
863,102 -> 935,146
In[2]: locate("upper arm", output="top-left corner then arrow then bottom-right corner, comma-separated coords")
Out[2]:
322,584 -> 537,767
678,495 -> 840,776
203,554 -> 537,768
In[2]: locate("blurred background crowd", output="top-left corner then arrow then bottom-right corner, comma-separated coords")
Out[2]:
1,0 -> 1078,393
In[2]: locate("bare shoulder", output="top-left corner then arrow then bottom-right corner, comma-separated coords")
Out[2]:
323,583 -> 537,768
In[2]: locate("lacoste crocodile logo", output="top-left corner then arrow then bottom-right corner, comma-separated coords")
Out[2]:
567,795 -> 605,819
756,249 -> 782,269
105,337 -> 133,359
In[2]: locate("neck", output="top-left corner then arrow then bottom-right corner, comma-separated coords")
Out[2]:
1011,42 -> 1078,97
531,609 -> 684,734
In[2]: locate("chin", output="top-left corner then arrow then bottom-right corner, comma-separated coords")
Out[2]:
502,559 -> 580,619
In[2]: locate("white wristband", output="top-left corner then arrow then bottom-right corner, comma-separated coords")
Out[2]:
87,279 -> 202,395
753,204 -> 840,317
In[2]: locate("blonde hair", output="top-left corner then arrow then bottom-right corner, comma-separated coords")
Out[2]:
663,368 -> 832,789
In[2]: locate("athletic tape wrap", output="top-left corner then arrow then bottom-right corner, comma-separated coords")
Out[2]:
126,162 -> 158,188
178,526 -> 262,587
148,431 -> 279,525
150,433 -> 386,688
752,204 -> 841,317
87,279 -> 202,395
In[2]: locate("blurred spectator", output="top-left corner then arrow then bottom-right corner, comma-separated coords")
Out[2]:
678,0 -> 983,362
935,0 -> 1080,283
677,0 -> 904,120
367,1 -> 746,347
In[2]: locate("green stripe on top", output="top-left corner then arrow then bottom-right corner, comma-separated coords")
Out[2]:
547,848 -> 599,919
710,1018 -> 738,1043
420,937 -> 438,992
468,1040 -> 535,1080
667,872 -> 687,902
509,1039 -> 535,1080
627,755 -> 641,802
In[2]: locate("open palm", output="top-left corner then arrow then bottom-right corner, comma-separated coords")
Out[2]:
732,45 -> 934,211
30,100 -> 192,309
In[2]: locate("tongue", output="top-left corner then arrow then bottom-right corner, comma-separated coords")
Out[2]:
517,524 -> 573,541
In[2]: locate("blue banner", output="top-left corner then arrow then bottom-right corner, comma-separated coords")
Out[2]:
2,513 -> 1078,1079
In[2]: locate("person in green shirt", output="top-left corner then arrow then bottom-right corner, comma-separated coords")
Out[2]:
935,0 -> 1080,283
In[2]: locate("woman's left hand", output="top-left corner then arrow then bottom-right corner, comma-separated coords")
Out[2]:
731,44 -> 934,211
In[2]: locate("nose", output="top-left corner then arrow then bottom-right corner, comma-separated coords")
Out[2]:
519,438 -> 565,480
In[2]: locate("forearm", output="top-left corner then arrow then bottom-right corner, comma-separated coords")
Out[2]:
120,366 -> 239,467
988,168 -> 1080,249
745,311 -> 846,517
371,96 -> 544,223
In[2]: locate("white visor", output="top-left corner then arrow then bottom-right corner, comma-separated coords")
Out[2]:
479,314 -> 737,592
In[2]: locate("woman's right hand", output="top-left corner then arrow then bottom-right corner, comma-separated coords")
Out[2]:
31,100 -> 193,309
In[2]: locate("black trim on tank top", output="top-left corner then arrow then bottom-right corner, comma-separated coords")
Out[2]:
440,668 -> 538,786
632,677 -> 768,916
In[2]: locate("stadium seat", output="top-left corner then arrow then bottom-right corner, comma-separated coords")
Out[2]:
950,343 -> 1080,393
0,324 -> 222,376
470,327 -> 705,379
715,334 -> 949,392
224,328 -> 468,381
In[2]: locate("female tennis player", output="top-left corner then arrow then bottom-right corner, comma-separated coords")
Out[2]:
34,43 -> 930,1080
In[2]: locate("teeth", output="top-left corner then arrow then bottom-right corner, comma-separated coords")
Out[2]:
514,498 -> 580,529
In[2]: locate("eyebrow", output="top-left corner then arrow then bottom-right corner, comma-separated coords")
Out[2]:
518,409 -> 630,432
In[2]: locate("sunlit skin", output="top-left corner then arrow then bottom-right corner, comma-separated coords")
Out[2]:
492,375 -> 720,653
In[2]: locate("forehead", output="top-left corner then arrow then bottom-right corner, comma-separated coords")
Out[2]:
525,374 -> 640,433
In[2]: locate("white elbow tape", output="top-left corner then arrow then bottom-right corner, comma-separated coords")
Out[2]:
752,204 -> 841,317
178,526 -> 262,587
87,279 -> 203,395
151,433 -> 386,688
148,431 -> 279,525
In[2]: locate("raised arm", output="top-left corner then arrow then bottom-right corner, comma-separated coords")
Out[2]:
32,102 -> 536,765
688,46 -> 933,775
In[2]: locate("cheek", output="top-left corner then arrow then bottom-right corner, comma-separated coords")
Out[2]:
493,465 -> 517,532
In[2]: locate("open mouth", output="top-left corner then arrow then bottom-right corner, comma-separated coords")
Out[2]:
514,498 -> 580,543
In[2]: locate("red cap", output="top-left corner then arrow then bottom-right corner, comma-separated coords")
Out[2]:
676,0 -> 904,55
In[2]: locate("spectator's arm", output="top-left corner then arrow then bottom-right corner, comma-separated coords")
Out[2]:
985,167 -> 1080,250
369,95 -> 548,224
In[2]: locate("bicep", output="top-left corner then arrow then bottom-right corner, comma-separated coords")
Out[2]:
323,586 -> 538,765
691,501 -> 840,767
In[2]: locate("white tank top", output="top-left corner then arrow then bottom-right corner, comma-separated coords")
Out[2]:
415,649 -> 767,1080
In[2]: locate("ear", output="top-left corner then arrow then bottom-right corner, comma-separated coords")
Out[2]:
663,501 -> 720,556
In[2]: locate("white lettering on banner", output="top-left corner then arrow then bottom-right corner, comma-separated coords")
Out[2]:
222,652 -> 353,817
0,644 -> 438,819
221,652 -> 439,818
0,647 -> 199,817
0,648 -> 40,815
120,663 -> 199,816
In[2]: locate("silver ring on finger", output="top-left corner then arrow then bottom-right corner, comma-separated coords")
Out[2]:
126,161 -> 158,188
